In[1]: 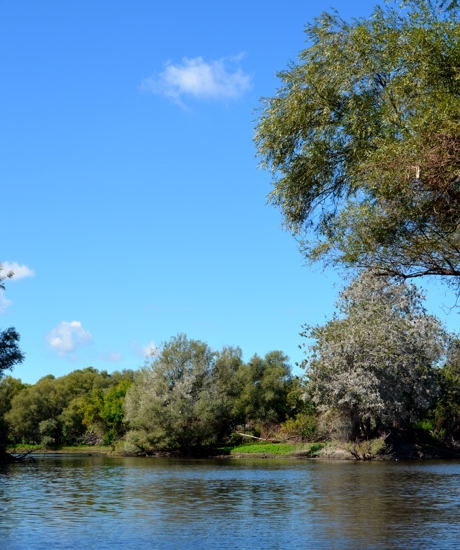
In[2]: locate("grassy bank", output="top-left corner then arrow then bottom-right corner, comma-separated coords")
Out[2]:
223,441 -> 327,458
8,441 -> 331,459
8,431 -> 459,460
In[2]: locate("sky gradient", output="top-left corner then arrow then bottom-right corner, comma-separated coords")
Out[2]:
1,0 -> 458,384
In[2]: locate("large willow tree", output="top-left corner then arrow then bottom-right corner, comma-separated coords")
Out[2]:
303,271 -> 449,440
255,0 -> 459,287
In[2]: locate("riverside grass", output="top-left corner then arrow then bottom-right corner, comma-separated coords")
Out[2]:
226,441 -> 325,457
9,441 -> 326,458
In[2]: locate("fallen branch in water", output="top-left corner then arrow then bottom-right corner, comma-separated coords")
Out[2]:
1,448 -> 37,463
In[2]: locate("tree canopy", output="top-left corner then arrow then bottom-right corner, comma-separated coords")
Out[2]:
302,271 -> 449,439
0,328 -> 24,377
255,0 -> 459,287
123,335 -> 300,453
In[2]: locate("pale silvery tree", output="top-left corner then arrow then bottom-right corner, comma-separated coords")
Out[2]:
302,271 -> 448,439
124,334 -> 228,453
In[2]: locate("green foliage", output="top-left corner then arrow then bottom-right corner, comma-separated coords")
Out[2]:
234,351 -> 294,426
228,441 -> 324,456
124,335 -> 227,452
0,267 -> 24,386
307,443 -> 325,456
431,339 -> 460,440
0,268 -> 24,456
0,376 -> 26,450
0,328 -> 24,376
280,412 -> 317,441
209,346 -> 245,437
0,376 -> 25,417
229,442 -> 301,455
2,335 -> 305,453
124,336 -> 300,453
415,418 -> 435,432
345,436 -> 389,460
303,271 -> 449,440
6,375 -> 65,444
39,418 -> 60,449
255,0 -> 459,286
4,368 -> 134,446
100,379 -> 132,444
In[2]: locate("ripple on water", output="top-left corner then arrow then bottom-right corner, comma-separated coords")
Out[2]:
1,457 -> 459,549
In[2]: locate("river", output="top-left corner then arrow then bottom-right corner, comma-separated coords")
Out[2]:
1,455 -> 459,549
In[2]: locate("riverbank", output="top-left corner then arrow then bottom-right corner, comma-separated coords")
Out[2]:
7,433 -> 460,462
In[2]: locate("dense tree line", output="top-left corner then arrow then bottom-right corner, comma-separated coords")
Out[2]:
1,368 -> 135,448
0,342 -> 307,453
1,276 -> 459,455
124,336 -> 305,453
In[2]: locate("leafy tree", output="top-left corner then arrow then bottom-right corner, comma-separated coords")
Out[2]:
209,346 -> 245,437
99,378 -> 132,444
0,376 -> 26,451
58,367 -> 112,400
0,328 -> 24,376
56,367 -> 119,444
124,334 -> 226,453
235,351 -> 294,427
5,367 -> 131,446
5,375 -> 66,444
302,271 -> 448,440
124,336 -> 304,452
255,0 -> 459,286
59,395 -> 90,445
0,376 -> 25,417
432,338 -> 460,441
38,418 -> 61,449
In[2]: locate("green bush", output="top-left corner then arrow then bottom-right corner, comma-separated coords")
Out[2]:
280,413 -> 317,441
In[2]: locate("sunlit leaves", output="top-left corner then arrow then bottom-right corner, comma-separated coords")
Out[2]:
255,0 -> 459,285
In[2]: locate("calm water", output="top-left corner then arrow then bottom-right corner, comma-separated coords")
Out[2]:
1,455 -> 459,549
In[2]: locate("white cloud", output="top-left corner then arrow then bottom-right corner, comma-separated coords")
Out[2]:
141,55 -> 252,103
131,339 -> 159,359
1,261 -> 35,280
47,321 -> 92,356
0,291 -> 12,314
142,341 -> 159,358
0,261 -> 35,314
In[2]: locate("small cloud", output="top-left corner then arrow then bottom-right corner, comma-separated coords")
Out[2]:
131,339 -> 159,359
142,341 -> 159,358
0,291 -> 12,314
1,261 -> 35,280
0,261 -> 35,314
141,55 -> 252,103
47,320 -> 92,357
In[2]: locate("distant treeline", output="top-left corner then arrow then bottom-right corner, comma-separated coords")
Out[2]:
0,332 -> 458,454
1,275 -> 459,454
1,342 -> 308,452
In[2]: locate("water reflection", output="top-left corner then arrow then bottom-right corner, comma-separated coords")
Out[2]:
306,462 -> 460,549
1,456 -> 459,549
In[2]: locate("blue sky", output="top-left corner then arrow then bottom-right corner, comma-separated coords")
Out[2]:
1,1 -> 458,384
